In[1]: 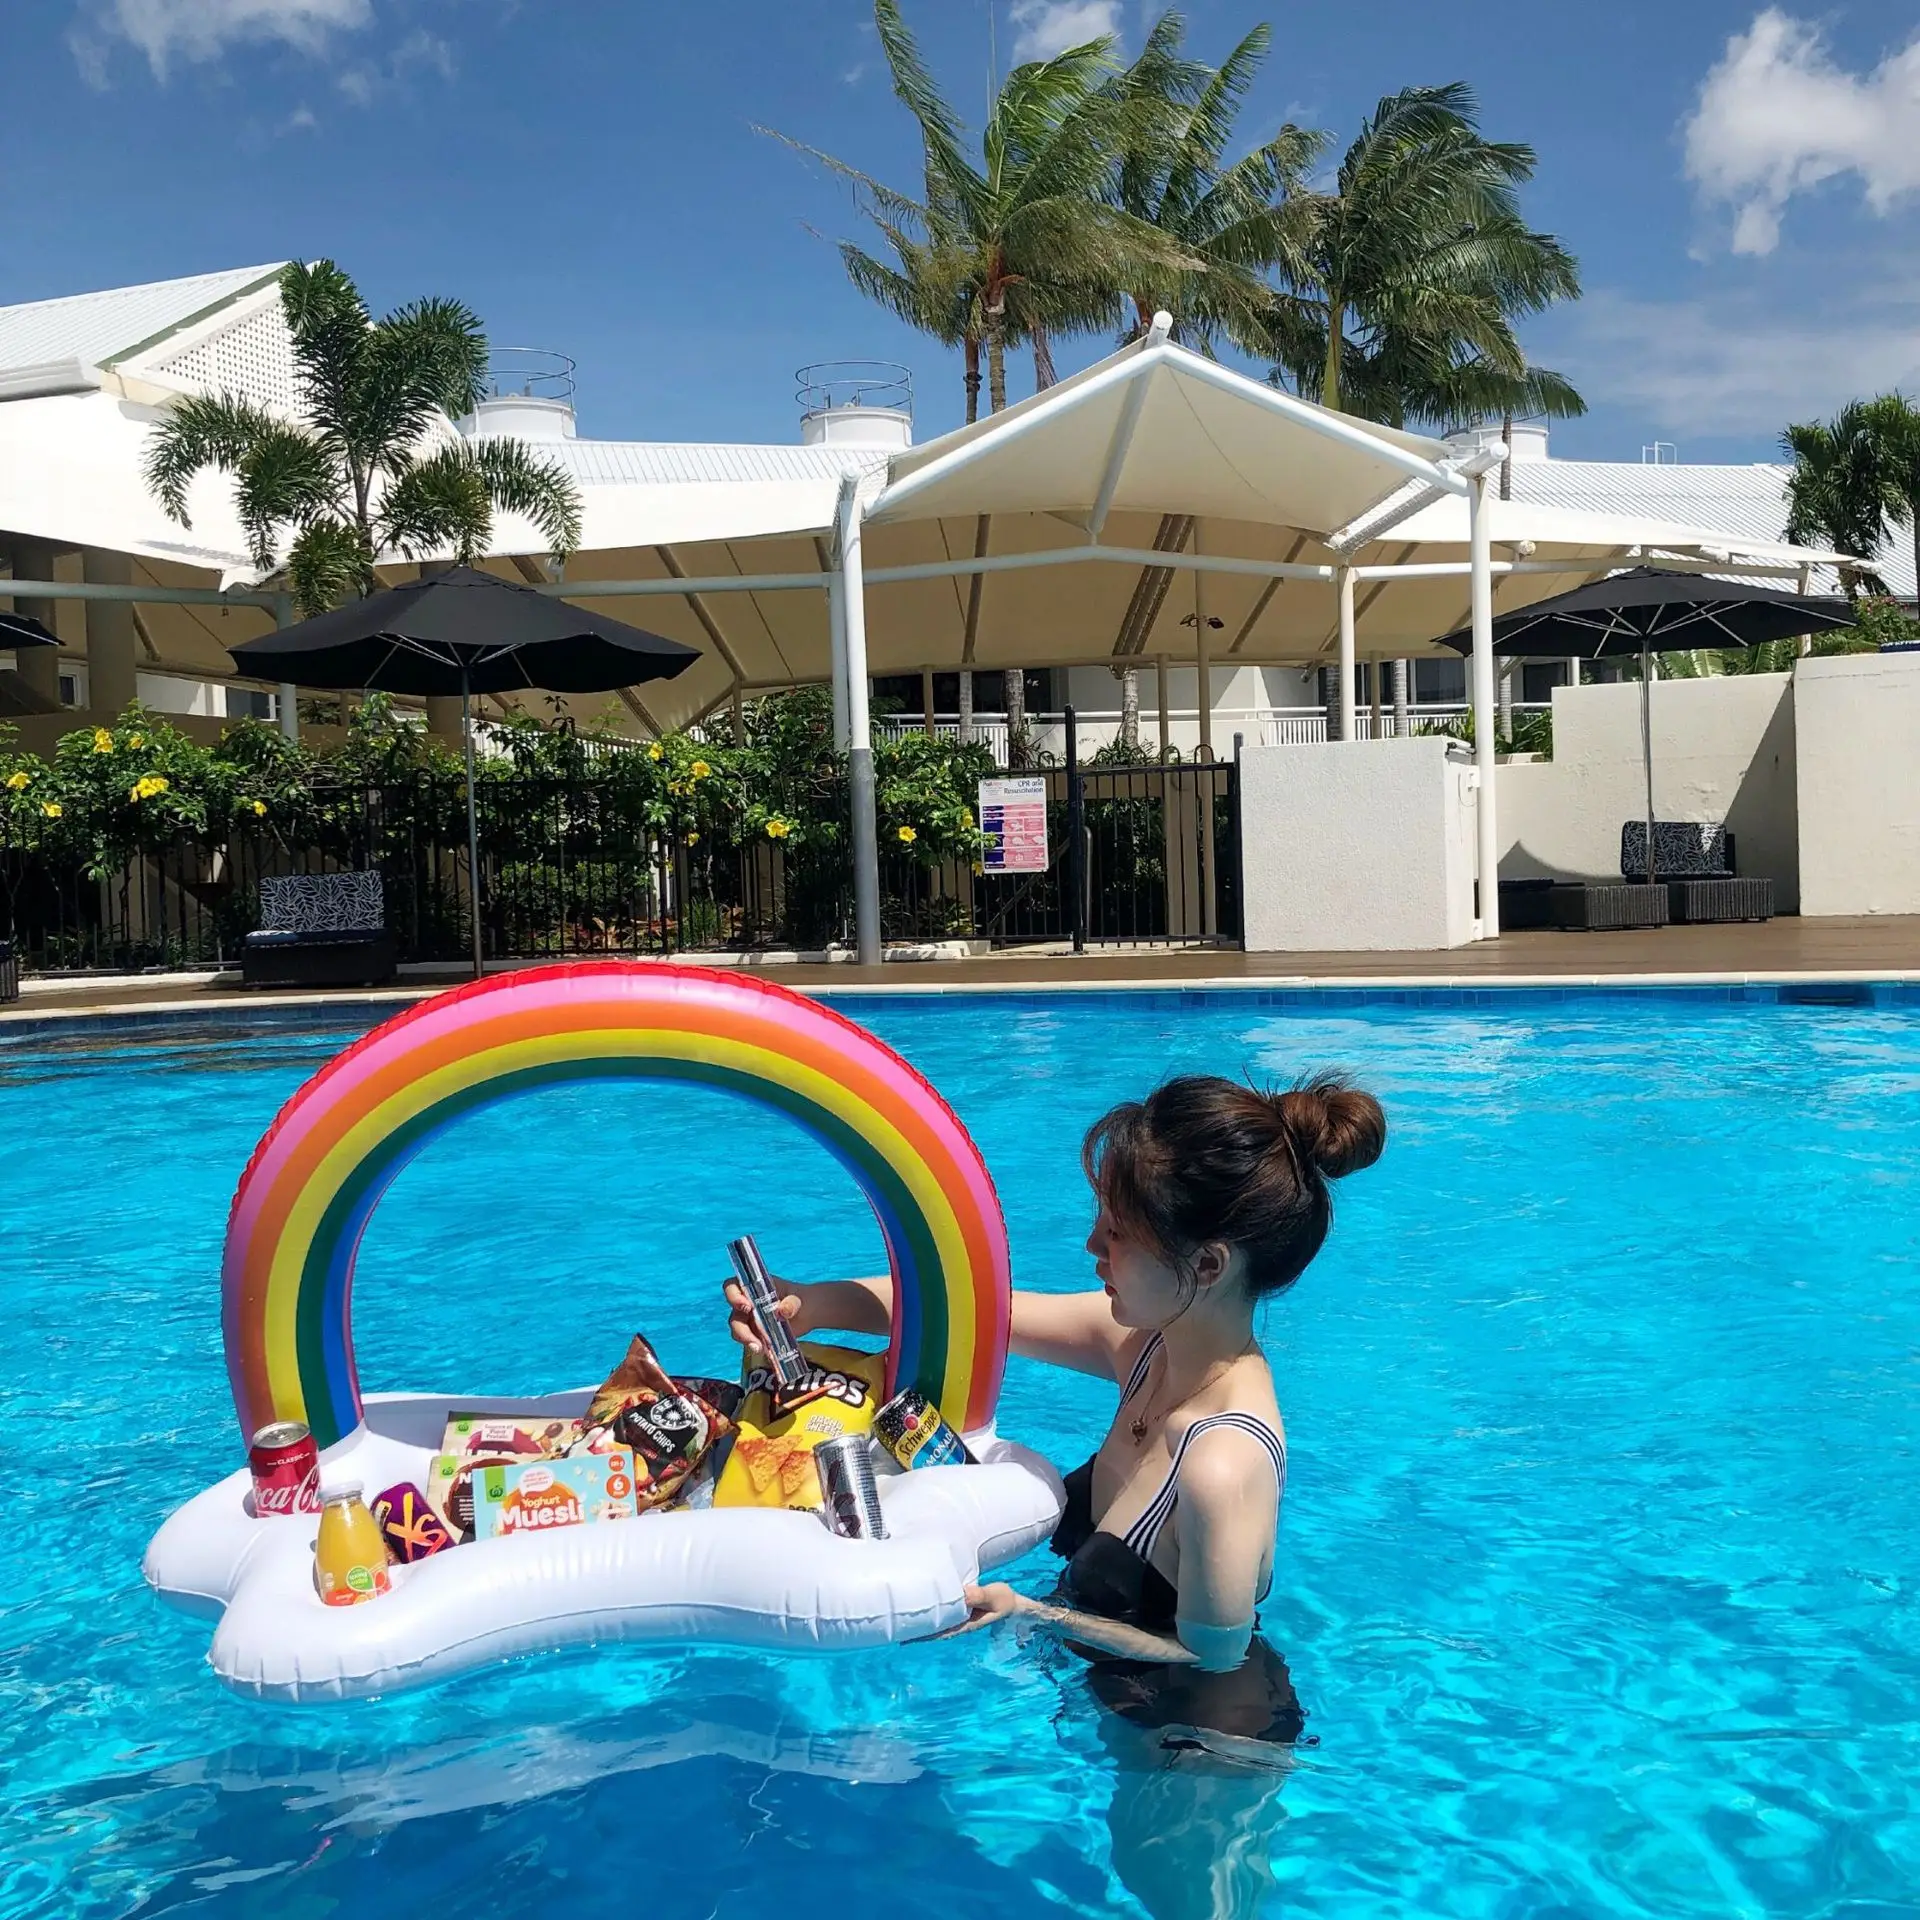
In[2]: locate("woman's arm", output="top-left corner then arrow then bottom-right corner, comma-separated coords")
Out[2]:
1166,1427 -> 1276,1670
728,1275 -> 1129,1382
952,1584 -> 1198,1663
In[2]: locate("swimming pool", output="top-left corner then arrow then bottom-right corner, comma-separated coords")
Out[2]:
3,986 -> 1916,1918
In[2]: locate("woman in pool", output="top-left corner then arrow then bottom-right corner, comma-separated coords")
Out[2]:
725,1071 -> 1384,1743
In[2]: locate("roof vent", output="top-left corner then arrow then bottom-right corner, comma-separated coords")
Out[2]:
459,348 -> 577,442
797,361 -> 912,449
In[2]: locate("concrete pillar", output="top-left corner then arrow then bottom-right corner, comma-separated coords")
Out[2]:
5,541 -> 62,703
1392,658 -> 1410,737
1497,658 -> 1515,744
425,696 -> 464,742
9,541 -> 67,706
83,549 -> 140,718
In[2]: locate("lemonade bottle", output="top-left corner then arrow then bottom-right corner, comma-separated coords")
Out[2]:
314,1484 -> 393,1606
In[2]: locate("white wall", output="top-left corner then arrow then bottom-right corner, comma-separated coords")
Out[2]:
1240,737 -> 1478,951
1797,651 -> 1920,915
136,671 -> 226,718
1497,674 -> 1799,910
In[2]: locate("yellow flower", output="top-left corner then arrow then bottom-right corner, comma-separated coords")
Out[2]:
250,799 -> 268,817
972,861 -> 985,876
765,818 -> 791,840
92,728 -> 114,754
668,780 -> 685,797
690,759 -> 711,780
646,743 -> 664,762
127,732 -> 145,749
129,774 -> 170,802
5,770 -> 30,791
896,825 -> 917,844
41,800 -> 62,818
960,808 -> 974,828
685,830 -> 701,845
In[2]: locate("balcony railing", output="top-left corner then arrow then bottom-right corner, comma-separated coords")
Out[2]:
878,705 -> 1551,765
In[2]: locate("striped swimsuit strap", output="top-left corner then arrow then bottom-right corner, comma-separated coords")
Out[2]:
1118,1332 -> 1163,1406
1119,1410 -> 1288,1564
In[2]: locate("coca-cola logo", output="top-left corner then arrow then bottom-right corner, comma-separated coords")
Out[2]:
254,1468 -> 319,1516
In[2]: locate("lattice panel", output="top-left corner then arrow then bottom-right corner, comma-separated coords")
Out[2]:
153,302 -> 299,412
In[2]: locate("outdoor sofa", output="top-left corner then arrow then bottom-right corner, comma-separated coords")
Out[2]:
241,871 -> 398,988
1620,822 -> 1775,925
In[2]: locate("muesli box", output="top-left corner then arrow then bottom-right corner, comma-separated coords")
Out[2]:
471,1449 -> 638,1540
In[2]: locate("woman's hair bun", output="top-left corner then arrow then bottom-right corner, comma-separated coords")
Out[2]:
1273,1073 -> 1386,1181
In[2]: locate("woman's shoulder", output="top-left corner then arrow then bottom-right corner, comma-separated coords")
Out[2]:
1167,1351 -> 1286,1458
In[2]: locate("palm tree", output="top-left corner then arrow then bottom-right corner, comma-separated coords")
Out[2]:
145,261 -> 582,616
1781,402 -> 1891,599
1260,84 -> 1583,429
1109,15 -> 1322,350
1860,392 -> 1920,604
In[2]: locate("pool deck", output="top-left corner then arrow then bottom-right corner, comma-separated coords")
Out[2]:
4,914 -> 1920,1026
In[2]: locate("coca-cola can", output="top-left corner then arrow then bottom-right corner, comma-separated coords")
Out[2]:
249,1420 -> 320,1517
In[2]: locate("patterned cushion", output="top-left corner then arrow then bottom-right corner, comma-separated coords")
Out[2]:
258,871 -> 386,934
1620,821 -> 1731,879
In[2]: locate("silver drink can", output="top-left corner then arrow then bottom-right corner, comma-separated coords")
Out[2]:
728,1235 -> 809,1391
815,1434 -> 888,1540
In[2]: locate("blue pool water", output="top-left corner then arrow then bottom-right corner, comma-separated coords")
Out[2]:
3,987 -> 1918,1919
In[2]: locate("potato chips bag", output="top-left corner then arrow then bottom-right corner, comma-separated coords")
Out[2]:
565,1333 -> 734,1510
713,1342 -> 888,1512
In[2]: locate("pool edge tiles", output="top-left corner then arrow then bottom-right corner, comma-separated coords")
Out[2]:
5,970 -> 1920,1047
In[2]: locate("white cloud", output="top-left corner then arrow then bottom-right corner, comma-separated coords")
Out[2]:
1007,1 -> 1121,62
281,103 -> 319,132
337,25 -> 452,104
1685,9 -> 1920,255
74,0 -> 372,79
1546,282 -> 1920,439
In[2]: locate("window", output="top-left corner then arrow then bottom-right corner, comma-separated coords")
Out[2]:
229,688 -> 279,722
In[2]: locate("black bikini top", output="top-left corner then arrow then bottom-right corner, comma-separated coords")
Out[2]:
1049,1334 -> 1287,1630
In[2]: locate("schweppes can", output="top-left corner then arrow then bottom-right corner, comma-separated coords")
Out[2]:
873,1388 -> 973,1471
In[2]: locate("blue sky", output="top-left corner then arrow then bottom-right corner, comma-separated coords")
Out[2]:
5,1 -> 1920,463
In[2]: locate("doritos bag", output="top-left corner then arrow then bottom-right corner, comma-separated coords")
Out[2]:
713,1342 -> 887,1512
565,1333 -> 734,1511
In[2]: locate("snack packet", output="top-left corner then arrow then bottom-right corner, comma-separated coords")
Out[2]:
713,1342 -> 887,1513
440,1412 -> 581,1461
564,1334 -> 734,1510
471,1450 -> 638,1539
424,1452 -> 478,1541
372,1481 -> 456,1563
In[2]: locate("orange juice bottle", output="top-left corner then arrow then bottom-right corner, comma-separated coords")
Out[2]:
314,1484 -> 393,1606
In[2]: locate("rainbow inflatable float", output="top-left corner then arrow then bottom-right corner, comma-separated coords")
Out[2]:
144,964 -> 1063,1701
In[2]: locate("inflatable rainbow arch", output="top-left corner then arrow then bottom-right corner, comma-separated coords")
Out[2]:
222,963 -> 1014,1448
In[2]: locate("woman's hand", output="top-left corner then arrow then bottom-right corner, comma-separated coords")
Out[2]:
722,1276 -> 805,1361
926,1582 -> 1030,1639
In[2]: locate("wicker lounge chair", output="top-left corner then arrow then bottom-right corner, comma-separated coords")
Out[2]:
1548,880 -> 1669,931
242,872 -> 398,988
0,937 -> 17,1004
1620,822 -> 1775,925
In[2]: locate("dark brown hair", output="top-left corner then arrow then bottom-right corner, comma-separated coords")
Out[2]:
1082,1073 -> 1386,1300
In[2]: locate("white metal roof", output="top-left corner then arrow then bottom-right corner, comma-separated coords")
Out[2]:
0,265 -> 285,379
552,439 -> 886,488
1505,457 -> 1913,601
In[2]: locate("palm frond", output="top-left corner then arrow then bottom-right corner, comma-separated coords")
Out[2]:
142,390 -> 286,524
285,518 -> 375,618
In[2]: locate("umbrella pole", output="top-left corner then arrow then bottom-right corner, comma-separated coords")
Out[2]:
462,675 -> 484,978
1640,643 -> 1656,886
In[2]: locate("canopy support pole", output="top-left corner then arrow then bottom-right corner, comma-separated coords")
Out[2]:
461,672 -> 484,979
1640,644 -> 1656,885
1336,567 -> 1357,742
1469,473 -> 1501,937
828,558 -> 849,751
838,483 -> 881,967
273,595 -> 299,745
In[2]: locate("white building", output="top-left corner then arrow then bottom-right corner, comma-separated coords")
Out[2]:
0,265 -> 1884,765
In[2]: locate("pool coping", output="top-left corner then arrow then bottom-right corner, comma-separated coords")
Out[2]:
5,964 -> 1920,1041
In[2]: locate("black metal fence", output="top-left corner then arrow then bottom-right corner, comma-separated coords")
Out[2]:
0,754 -> 1240,972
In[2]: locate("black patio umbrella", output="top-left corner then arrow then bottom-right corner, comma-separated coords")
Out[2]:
0,611 -> 59,649
230,567 -> 698,975
0,612 -> 63,717
1439,567 -> 1855,885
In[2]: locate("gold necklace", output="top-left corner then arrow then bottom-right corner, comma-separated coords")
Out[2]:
1128,1342 -> 1253,1447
